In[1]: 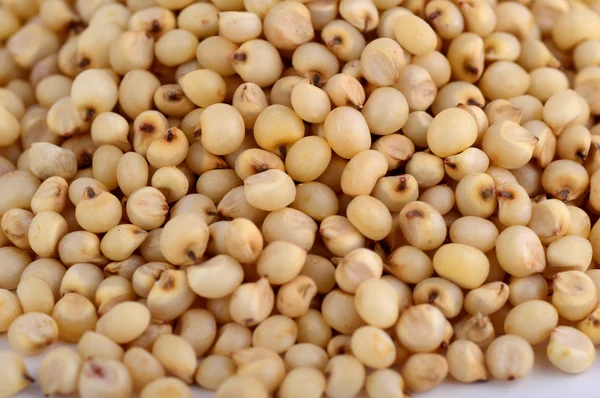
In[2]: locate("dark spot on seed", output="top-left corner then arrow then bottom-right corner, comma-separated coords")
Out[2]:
577,150 -> 587,161
397,176 -> 407,191
346,98 -> 363,110
298,283 -> 312,298
279,146 -> 287,159
428,10 -> 442,19
166,129 -> 175,141
481,188 -> 495,199
497,190 -> 513,199
327,36 -> 343,47
243,318 -> 254,325
406,209 -> 423,218
464,64 -> 479,75
428,291 -> 439,303
253,163 -> 270,173
312,73 -> 322,87
217,212 -> 233,222
439,341 -> 448,354
162,274 -> 175,290
557,189 -> 570,202
193,128 -> 201,138
187,250 -> 197,261
87,361 -> 105,378
232,52 -> 247,62
85,108 -> 95,121
467,98 -> 483,107
78,57 -> 91,68
150,20 -> 161,33
80,152 -> 92,169
69,20 -> 85,34
379,239 -> 391,254
443,159 -> 457,169
166,90 -> 182,102
140,123 -> 155,133
85,186 -> 97,199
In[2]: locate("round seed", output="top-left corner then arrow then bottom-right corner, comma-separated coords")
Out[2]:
152,334 -> 197,384
354,278 -> 400,328
8,312 -> 59,355
396,304 -> 447,353
552,270 -> 598,321
504,300 -> 559,344
485,335 -> 534,381
447,340 -> 488,383
0,351 -> 34,396
96,301 -> 150,344
401,353 -> 448,393
547,326 -> 596,374
78,357 -> 133,398
38,347 -> 82,396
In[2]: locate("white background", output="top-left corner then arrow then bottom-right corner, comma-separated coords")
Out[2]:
2,336 -> 597,397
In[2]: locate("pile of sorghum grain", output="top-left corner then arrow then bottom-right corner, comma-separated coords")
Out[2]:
1,0 -> 600,397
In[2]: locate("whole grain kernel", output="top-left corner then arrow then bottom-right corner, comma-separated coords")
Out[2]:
324,355 -> 366,398
433,244 -> 489,289
94,275 -> 136,316
547,326 -> 596,374
253,104 -> 305,158
360,38 -> 405,87
362,87 -> 409,135
323,105 -> 371,158
398,201 -> 447,251
401,353 -> 449,393
552,270 -> 598,322
340,150 -> 388,196
8,312 -> 59,355
394,14 -> 437,56
405,152 -> 445,189
485,335 -> 534,381
292,43 -> 339,86
232,346 -> 286,393
78,356 -> 133,398
263,1 -> 314,50
393,64 -> 438,112
372,134 -> 415,171
504,300 -> 558,344
396,304 -> 447,353
231,39 -> 284,88
152,334 -> 197,384
413,277 -> 464,318
75,186 -> 122,233
322,20 -> 366,62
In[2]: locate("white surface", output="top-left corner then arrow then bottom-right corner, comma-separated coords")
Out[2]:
2,336 -> 597,397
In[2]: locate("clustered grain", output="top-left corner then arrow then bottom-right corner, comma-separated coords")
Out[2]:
0,0 -> 600,397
